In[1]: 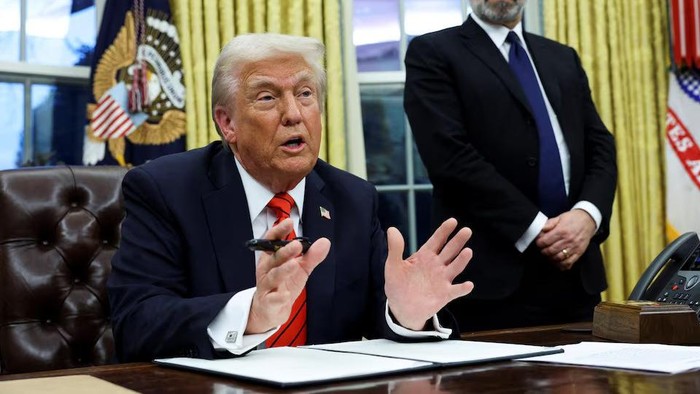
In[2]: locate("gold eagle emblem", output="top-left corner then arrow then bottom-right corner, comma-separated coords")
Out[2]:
86,10 -> 185,166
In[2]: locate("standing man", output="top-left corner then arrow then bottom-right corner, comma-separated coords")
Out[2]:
404,0 -> 617,331
109,33 -> 475,361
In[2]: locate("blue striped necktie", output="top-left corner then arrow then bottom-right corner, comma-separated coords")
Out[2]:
506,31 -> 568,216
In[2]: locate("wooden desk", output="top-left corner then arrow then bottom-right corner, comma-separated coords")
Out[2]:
2,323 -> 699,393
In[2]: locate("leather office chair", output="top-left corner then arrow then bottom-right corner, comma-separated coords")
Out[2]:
0,165 -> 127,374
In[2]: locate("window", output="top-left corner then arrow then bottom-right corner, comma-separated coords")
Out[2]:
0,0 -> 100,169
353,0 -> 468,253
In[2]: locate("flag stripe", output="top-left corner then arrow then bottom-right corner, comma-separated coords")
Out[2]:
684,0 -> 695,66
94,101 -> 125,137
110,116 -> 136,139
92,95 -> 115,119
694,0 -> 700,67
92,99 -> 120,132
681,0 -> 688,63
96,110 -> 129,138
672,0 -> 684,67
103,113 -> 134,139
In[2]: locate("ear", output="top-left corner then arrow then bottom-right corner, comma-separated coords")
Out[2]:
214,105 -> 237,144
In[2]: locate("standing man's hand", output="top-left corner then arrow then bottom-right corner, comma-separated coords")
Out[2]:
384,218 -> 474,330
535,210 -> 596,270
247,219 -> 330,333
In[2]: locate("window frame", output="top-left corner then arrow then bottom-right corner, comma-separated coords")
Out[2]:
356,1 -> 471,252
0,0 -> 105,166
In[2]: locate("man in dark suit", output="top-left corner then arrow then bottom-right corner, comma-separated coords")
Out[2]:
404,0 -> 617,331
108,33 -> 475,362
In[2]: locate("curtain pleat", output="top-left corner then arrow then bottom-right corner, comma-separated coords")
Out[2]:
171,0 -> 347,169
323,0 -> 345,168
218,2 -> 234,42
544,0 -> 669,301
203,1 -> 221,144
266,0 -> 281,33
288,0 -> 305,36
251,0 -> 265,32
234,0 -> 249,33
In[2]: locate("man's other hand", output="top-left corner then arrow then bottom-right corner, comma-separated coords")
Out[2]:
535,209 -> 596,270
384,218 -> 474,331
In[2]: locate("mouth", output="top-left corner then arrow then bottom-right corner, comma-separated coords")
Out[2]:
281,136 -> 306,150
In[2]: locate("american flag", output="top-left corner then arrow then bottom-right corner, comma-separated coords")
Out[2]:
670,0 -> 700,69
91,82 -> 146,139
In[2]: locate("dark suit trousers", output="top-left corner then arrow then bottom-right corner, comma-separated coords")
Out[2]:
450,247 -> 601,333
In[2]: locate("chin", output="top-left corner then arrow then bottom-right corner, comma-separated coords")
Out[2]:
274,158 -> 316,182
286,155 -> 317,171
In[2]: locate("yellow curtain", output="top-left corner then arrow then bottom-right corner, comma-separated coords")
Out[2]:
171,0 -> 346,169
544,1 -> 669,301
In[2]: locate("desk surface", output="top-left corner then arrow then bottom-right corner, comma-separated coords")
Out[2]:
2,323 -> 699,393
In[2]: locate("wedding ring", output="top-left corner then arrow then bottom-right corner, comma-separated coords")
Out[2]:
561,248 -> 569,258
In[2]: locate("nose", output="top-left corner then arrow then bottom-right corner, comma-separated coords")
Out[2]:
281,93 -> 302,127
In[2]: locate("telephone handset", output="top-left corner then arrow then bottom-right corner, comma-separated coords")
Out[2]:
628,232 -> 700,318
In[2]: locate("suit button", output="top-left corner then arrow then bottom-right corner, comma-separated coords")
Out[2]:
527,156 -> 537,167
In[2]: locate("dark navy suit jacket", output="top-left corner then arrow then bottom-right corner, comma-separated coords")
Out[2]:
108,142 -> 393,361
404,17 -> 617,300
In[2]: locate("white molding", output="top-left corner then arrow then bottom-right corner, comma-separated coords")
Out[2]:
0,62 -> 90,80
342,0 -> 368,179
524,0 -> 542,35
357,71 -> 406,84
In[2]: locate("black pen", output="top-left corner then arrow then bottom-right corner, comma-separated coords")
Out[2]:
245,237 -> 312,254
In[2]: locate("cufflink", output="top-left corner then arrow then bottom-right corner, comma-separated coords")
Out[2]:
225,331 -> 238,343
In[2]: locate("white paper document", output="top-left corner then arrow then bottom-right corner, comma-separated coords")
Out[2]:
155,347 -> 431,387
155,339 -> 562,387
309,339 -> 561,365
520,342 -> 700,374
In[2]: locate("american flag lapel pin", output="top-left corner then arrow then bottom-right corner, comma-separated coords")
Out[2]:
320,206 -> 331,220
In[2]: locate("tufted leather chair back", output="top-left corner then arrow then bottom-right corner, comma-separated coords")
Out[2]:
0,165 -> 127,374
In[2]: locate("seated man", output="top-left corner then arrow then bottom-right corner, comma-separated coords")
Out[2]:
108,33 -> 475,361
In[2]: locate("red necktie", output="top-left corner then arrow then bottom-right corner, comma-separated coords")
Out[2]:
264,192 -> 307,347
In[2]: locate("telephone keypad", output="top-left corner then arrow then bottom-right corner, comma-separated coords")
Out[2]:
656,273 -> 700,313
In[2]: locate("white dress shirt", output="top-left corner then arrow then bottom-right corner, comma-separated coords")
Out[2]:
207,157 -> 451,355
471,14 -> 602,252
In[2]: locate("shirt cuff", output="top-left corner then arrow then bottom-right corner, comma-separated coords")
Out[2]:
515,212 -> 548,252
385,302 -> 451,339
572,201 -> 602,230
207,287 -> 277,355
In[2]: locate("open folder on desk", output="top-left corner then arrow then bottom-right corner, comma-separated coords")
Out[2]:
154,339 -> 562,388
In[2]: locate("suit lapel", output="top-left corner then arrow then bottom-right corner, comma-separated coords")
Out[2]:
302,168 -> 336,344
202,148 -> 256,292
460,17 -> 532,115
526,35 -> 563,117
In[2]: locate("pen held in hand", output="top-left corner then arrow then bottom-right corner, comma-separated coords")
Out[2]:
246,237 -> 312,254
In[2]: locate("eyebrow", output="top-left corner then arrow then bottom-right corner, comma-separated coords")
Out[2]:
246,70 -> 316,92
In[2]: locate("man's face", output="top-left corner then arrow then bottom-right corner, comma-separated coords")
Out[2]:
215,54 -> 322,192
470,0 -> 525,26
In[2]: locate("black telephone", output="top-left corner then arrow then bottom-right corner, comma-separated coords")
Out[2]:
628,232 -> 700,319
